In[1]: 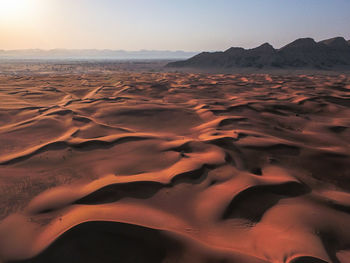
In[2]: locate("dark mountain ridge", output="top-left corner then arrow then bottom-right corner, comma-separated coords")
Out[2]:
167,37 -> 350,69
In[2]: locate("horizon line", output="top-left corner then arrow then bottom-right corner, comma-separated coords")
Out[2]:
1,36 -> 349,54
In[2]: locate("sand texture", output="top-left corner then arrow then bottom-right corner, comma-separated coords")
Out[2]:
0,72 -> 350,263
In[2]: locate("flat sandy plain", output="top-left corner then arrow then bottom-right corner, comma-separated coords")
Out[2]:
0,62 -> 350,263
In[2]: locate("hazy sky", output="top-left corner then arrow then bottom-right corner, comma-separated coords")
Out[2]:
0,0 -> 349,51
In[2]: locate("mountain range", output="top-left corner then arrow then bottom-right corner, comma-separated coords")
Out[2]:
0,49 -> 198,60
167,37 -> 350,69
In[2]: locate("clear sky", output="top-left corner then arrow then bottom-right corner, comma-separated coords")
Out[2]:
0,0 -> 349,51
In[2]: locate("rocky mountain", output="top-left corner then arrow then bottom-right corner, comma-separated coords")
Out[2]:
167,37 -> 350,69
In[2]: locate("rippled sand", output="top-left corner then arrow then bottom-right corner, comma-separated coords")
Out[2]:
0,72 -> 350,263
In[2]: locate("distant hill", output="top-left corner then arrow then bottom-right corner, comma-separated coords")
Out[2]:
167,37 -> 350,69
0,49 -> 199,60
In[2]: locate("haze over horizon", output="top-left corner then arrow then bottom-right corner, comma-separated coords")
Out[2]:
0,0 -> 350,52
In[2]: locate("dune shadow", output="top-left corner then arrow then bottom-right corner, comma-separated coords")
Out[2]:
11,221 -> 182,263
222,182 -> 310,222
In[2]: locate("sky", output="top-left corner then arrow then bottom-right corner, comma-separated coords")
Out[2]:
0,0 -> 349,51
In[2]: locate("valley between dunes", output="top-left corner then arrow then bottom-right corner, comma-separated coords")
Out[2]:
0,72 -> 350,263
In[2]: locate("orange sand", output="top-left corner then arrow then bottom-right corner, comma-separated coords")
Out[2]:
0,72 -> 350,263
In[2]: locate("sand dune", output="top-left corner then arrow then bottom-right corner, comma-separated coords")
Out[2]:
0,72 -> 350,263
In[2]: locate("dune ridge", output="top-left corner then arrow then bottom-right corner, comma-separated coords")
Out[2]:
0,72 -> 350,262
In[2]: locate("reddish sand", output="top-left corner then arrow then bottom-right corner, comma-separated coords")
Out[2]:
0,71 -> 350,263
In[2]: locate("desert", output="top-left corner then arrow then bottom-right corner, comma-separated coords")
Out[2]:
2,0 -> 350,262
0,62 -> 350,262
